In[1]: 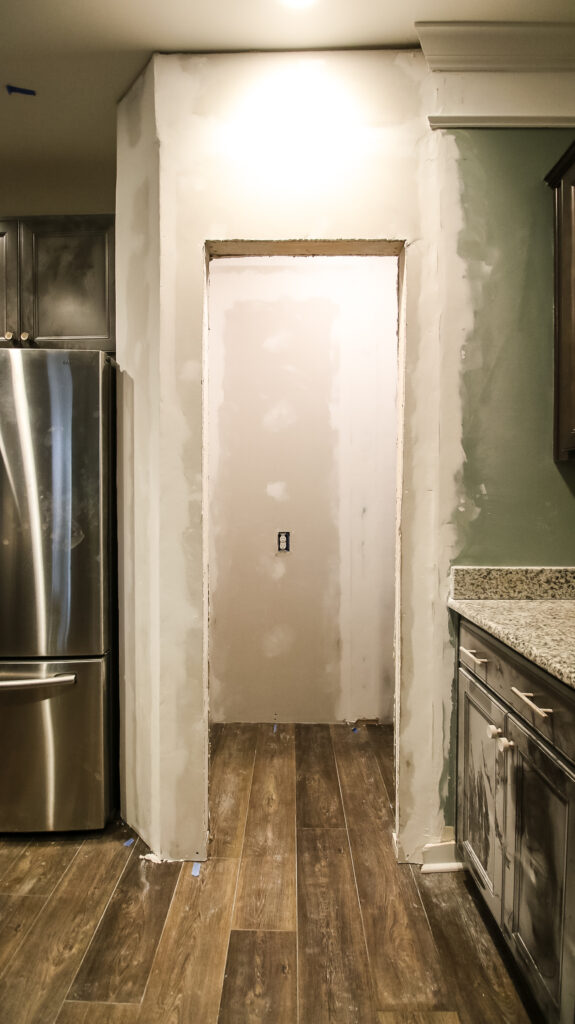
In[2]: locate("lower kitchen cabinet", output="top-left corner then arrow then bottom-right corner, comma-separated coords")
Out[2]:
457,667 -> 506,924
503,716 -> 575,1021
457,620 -> 575,1023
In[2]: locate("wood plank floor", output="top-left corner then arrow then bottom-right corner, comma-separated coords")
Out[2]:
0,724 -> 543,1024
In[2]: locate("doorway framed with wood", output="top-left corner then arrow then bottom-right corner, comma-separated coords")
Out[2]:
202,238 -> 407,839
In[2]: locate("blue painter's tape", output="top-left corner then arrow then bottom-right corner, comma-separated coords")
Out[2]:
192,862 -> 201,876
124,837 -> 135,846
6,84 -> 36,96
273,723 -> 278,733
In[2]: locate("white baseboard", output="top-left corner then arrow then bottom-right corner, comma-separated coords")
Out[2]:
420,840 -> 465,874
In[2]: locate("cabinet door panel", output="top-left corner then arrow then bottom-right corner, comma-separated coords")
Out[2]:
19,217 -> 114,350
457,668 -> 506,923
504,718 -> 575,1023
0,221 -> 18,343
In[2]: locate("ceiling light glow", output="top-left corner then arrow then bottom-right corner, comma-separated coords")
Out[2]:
217,61 -> 369,198
279,0 -> 316,9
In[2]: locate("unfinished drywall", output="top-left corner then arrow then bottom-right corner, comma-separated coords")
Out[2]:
207,255 -> 397,724
115,50 -> 575,862
452,129 -> 575,566
115,64 -> 210,860
116,50 -> 451,861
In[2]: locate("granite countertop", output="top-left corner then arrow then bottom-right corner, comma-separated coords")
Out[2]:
448,567 -> 575,691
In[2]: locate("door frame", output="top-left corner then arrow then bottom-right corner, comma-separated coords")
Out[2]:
202,238 -> 406,833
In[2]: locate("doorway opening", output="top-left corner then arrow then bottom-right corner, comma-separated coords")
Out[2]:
203,239 -> 405,816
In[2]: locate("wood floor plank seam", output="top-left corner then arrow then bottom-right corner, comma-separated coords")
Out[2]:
328,725 -> 379,1013
293,729 -> 300,1024
0,838 -> 87,984
366,723 -> 395,815
0,837 -> 83,901
227,735 -> 258,931
59,831 -> 142,1008
407,863 -> 444,963
212,731 -> 259,1020
133,860 -> 184,1010
0,892 -> 50,982
0,840 -> 31,886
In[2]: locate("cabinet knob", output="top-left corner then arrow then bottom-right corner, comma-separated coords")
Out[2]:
4,331 -> 14,341
497,737 -> 515,753
20,332 -> 30,342
486,725 -> 502,739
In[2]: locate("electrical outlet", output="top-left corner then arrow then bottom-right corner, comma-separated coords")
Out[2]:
277,531 -> 290,552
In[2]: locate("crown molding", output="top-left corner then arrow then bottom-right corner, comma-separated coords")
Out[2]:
429,115 -> 575,130
416,21 -> 575,73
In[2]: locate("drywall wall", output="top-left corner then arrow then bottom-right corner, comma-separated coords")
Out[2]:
116,50 -> 450,860
115,63 -> 209,860
115,50 -> 575,862
453,129 -> 575,566
207,255 -> 398,724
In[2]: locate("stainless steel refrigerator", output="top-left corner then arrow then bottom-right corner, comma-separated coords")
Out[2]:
0,349 -> 117,830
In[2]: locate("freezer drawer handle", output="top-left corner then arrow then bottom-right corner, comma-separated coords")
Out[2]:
0,673 -> 77,691
511,686 -> 553,719
459,646 -> 488,667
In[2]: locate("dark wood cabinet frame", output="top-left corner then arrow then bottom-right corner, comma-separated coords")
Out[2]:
546,142 -> 575,462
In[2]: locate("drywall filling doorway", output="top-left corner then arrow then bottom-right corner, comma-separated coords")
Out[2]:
204,240 -> 405,807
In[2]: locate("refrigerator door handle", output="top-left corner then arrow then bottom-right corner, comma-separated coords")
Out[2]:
0,673 -> 77,691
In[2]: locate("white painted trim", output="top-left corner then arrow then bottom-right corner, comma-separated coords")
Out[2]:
416,22 -> 575,73
429,114 -> 575,130
420,839 -> 465,873
421,861 -> 466,874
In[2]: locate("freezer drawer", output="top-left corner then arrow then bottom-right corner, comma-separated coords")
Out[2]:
0,656 -> 113,831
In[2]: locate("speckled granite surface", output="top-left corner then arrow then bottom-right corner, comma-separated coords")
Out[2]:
449,598 -> 575,690
450,566 -> 575,600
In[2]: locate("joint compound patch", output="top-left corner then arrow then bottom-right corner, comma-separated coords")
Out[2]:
263,400 -> 297,431
266,481 -> 288,501
262,625 -> 294,657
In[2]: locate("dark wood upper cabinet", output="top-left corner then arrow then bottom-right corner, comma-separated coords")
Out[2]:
545,143 -> 575,462
0,216 -> 115,352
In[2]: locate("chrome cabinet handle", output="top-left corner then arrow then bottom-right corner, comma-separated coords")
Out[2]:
460,646 -> 488,666
0,673 -> 77,690
511,687 -> 553,719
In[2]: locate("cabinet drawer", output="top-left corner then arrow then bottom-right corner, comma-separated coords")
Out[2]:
459,622 -> 575,766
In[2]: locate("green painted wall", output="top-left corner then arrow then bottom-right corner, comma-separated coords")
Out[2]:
453,129 -> 575,566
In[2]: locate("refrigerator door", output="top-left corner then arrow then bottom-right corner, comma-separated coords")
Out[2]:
0,349 -> 112,657
0,656 -> 112,830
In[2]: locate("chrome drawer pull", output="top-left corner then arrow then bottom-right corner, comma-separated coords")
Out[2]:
511,686 -> 553,719
0,673 -> 77,691
460,646 -> 488,666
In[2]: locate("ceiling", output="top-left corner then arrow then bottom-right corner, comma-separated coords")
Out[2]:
2,0 -> 575,171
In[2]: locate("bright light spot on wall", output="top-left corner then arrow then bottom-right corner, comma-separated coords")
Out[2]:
217,60 -> 369,197
280,0 -> 316,8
